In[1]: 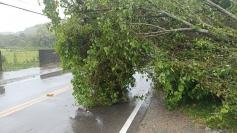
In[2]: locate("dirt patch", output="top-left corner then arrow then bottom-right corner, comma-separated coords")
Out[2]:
139,92 -> 208,133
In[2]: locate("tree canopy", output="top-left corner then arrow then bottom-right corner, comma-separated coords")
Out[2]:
42,0 -> 237,127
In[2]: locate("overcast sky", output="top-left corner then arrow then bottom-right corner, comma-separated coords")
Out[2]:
0,0 -> 51,33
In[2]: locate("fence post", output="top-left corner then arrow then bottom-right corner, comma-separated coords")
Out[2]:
0,51 -> 2,71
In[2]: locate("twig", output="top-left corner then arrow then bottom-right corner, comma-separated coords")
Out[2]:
130,23 -> 166,30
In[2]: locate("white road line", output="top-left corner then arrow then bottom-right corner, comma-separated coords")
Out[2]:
119,88 -> 150,133
119,99 -> 145,133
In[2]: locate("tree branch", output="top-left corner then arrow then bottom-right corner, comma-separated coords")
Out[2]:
130,23 -> 166,30
170,0 -> 214,29
131,31 -> 160,51
144,0 -> 237,41
146,0 -> 193,27
205,0 -> 237,20
230,0 -> 237,5
137,28 -> 208,36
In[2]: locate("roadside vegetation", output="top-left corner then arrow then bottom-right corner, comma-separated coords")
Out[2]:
0,24 -> 57,71
180,100 -> 237,132
42,0 -> 237,131
0,49 -> 39,71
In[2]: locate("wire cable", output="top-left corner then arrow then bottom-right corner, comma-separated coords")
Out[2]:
0,1 -> 66,21
16,0 -> 39,7
0,1 -> 45,16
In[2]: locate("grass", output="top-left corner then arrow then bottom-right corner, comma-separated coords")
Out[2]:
0,49 -> 39,71
179,100 -> 237,132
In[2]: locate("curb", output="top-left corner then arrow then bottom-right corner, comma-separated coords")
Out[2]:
0,69 -> 70,86
40,70 -> 71,79
40,70 -> 63,79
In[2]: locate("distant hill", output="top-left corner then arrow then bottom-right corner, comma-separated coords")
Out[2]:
0,32 -> 14,35
16,25 -> 38,35
0,24 -> 44,35
0,23 -> 55,49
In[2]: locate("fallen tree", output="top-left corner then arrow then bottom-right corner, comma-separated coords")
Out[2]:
42,0 -> 237,127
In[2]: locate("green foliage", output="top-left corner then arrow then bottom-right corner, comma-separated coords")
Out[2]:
180,101 -> 237,132
42,0 -> 237,130
152,35 -> 237,128
153,37 -> 237,110
54,9 -> 154,107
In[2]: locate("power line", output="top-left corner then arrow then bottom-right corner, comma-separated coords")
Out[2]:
0,1 -> 67,21
15,0 -> 42,10
0,1 -> 45,16
16,0 -> 39,7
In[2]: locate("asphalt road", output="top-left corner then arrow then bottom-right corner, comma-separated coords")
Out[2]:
0,72 -> 152,133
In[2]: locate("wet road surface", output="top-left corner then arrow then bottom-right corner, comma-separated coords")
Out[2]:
0,72 -> 152,133
0,63 -> 62,85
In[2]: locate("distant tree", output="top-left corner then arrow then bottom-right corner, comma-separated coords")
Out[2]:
0,24 -> 56,49
19,33 -> 27,38
26,24 -> 56,48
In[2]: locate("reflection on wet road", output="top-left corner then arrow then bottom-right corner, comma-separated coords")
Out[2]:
71,101 -> 137,133
0,72 -> 152,133
0,64 -> 61,85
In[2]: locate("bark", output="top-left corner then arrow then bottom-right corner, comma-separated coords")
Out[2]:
230,0 -> 237,5
130,23 -> 166,30
136,28 -> 208,36
205,0 -> 237,20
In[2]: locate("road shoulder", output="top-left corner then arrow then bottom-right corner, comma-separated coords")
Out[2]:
138,92 -> 206,133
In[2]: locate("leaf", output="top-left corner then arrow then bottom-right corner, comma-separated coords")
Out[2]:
197,71 -> 202,76
178,84 -> 184,92
103,47 -> 109,56
220,108 -> 228,114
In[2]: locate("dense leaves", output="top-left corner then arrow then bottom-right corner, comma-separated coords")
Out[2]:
42,0 -> 237,127
49,4 -> 154,106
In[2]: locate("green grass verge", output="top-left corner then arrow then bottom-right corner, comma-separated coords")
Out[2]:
179,100 -> 237,132
0,49 -> 39,71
